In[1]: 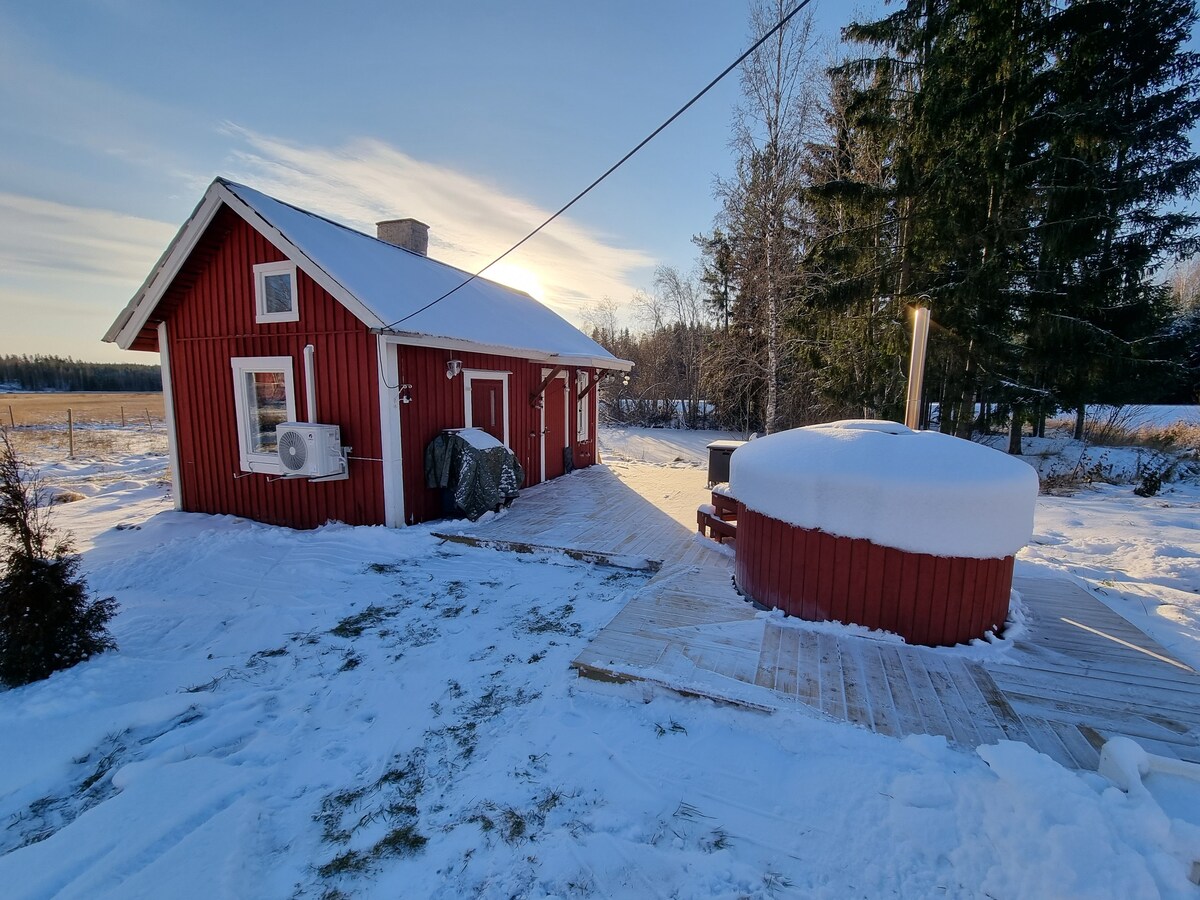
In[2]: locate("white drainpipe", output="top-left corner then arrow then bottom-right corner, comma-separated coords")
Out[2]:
304,344 -> 317,422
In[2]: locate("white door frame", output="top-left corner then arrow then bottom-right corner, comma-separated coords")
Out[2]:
539,368 -> 569,483
463,368 -> 511,447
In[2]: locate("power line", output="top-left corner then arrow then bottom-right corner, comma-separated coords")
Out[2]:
380,0 -> 816,331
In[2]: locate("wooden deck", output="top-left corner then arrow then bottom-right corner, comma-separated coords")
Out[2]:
459,462 -> 1200,770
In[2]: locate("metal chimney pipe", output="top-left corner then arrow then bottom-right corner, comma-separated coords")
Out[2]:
905,305 -> 931,430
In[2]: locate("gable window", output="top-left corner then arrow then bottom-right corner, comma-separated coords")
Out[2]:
253,261 -> 299,324
576,370 -> 590,442
230,356 -> 297,472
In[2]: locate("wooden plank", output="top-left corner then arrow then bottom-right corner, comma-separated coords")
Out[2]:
988,666 -> 1200,723
754,622 -> 784,689
895,648 -> 957,742
919,653 -> 983,748
685,644 -> 760,683
816,632 -> 847,719
896,552 -> 920,647
1000,690 -> 1200,746
862,542 -> 887,636
837,640 -> 874,728
793,629 -> 821,706
927,554 -> 952,647
773,626 -> 803,699
1048,721 -> 1101,771
944,659 -> 1009,747
1017,716 -> 1080,769
964,664 -> 1033,742
846,539 -> 869,628
877,644 -> 927,738
854,642 -> 902,737
994,680 -> 1200,732
815,532 -> 837,620
988,652 -> 1200,698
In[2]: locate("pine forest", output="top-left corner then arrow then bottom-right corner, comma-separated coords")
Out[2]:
591,0 -> 1200,453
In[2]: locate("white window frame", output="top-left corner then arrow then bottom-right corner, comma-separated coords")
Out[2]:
463,369 -> 511,447
253,261 -> 300,324
230,356 -> 297,473
576,370 -> 591,442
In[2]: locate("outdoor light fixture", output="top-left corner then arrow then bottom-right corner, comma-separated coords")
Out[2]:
445,359 -> 463,380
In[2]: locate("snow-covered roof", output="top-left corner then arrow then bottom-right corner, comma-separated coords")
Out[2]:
105,178 -> 632,370
730,420 -> 1039,559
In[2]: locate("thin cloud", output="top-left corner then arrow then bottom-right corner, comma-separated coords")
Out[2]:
223,127 -> 655,321
0,193 -> 175,285
0,194 -> 175,359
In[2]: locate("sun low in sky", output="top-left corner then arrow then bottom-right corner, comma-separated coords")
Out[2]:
0,2 -> 858,362
481,262 -> 546,303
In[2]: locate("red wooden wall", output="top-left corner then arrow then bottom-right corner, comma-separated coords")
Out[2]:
154,208 -> 385,528
735,506 -> 1013,647
136,203 -> 603,529
394,346 -> 599,524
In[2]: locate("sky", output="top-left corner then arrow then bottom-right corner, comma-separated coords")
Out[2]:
0,0 -> 874,365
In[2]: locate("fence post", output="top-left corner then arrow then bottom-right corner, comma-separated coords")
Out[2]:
145,408 -> 152,427
6,405 -> 12,428
68,408 -> 74,458
121,406 -> 126,427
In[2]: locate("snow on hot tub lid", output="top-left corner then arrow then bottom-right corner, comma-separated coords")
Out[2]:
729,420 -> 1039,559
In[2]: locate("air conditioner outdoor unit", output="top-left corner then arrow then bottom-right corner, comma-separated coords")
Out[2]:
275,423 -> 346,479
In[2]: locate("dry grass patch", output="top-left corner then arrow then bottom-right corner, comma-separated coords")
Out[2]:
1,393 -> 164,428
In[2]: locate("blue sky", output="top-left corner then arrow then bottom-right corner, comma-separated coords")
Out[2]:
0,0 -> 872,363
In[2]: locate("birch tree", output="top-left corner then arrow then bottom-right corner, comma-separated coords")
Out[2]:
715,0 -> 821,433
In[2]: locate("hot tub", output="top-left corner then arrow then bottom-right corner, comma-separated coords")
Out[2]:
730,420 -> 1039,647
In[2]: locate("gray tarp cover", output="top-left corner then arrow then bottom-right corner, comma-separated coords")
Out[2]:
424,429 -> 525,521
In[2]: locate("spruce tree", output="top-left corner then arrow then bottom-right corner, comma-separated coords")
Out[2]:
0,429 -> 116,686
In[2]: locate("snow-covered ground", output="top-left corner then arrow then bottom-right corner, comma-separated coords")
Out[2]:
2,424 -> 1199,897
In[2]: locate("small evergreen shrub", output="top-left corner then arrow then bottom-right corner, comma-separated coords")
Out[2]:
0,428 -> 116,687
1134,468 -> 1163,498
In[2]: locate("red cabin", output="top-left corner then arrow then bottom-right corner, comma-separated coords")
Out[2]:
104,178 -> 632,528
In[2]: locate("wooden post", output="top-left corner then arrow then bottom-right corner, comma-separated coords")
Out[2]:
145,408 -> 152,426
121,406 -> 126,427
6,405 -> 12,428
68,408 -> 74,458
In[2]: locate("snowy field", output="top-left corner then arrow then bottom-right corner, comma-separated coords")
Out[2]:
2,424 -> 1200,897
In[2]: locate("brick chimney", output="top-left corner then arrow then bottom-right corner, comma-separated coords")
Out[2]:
376,218 -> 429,256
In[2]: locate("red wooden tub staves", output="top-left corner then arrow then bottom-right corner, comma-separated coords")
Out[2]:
734,505 -> 1015,647
728,420 -> 1038,648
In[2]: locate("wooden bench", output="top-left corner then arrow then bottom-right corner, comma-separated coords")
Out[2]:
697,491 -> 738,544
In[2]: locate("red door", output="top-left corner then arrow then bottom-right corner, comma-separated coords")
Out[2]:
544,377 -> 567,480
470,378 -> 506,444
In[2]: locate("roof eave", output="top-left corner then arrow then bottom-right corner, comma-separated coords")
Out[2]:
105,184 -> 226,349
374,329 -> 634,371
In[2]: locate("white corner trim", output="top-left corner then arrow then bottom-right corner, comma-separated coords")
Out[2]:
463,368 -> 511,447
157,322 -> 183,510
229,355 -> 297,474
377,336 -> 405,527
